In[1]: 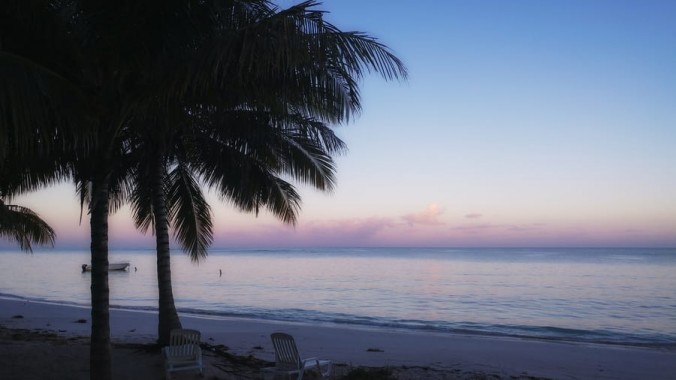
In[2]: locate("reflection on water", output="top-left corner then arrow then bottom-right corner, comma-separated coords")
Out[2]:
0,247 -> 674,345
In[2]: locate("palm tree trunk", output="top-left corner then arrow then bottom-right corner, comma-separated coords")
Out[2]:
152,153 -> 182,345
89,174 -> 112,380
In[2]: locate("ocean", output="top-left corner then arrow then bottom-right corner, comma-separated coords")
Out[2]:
0,247 -> 674,348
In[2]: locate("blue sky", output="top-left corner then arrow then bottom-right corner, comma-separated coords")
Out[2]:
7,0 -> 676,249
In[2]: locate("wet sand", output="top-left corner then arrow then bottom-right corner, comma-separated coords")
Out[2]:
1,297 -> 674,379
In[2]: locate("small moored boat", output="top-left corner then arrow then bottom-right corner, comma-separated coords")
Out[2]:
81,262 -> 130,272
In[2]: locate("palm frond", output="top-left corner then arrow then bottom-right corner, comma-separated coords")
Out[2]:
0,200 -> 56,253
0,154 -> 74,198
128,166 -> 155,234
181,0 -> 406,124
167,164 -> 213,262
74,178 -> 91,225
0,0 -> 95,161
187,108 -> 344,193
189,132 -> 302,225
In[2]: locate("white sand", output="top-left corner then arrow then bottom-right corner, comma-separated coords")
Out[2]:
1,297 -> 674,379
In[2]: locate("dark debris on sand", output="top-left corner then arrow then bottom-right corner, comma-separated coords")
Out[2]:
199,341 -> 552,380
0,326 -> 551,380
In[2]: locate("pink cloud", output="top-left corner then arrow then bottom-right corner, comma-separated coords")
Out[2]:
506,223 -> 546,232
453,222 -> 546,234
401,203 -> 445,226
303,217 -> 395,241
453,223 -> 499,234
73,202 -> 676,249
211,217 -> 396,247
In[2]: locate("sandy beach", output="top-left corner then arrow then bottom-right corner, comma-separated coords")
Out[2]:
1,297 -> 674,379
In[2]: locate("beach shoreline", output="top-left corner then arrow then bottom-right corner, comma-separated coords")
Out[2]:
3,248 -> 674,349
1,297 -> 675,379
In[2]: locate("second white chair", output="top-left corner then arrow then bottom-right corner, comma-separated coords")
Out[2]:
262,332 -> 332,380
162,328 -> 203,379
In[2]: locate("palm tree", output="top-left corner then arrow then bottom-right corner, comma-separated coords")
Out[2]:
2,1 -> 407,377
0,0 -> 87,253
2,1 -> 158,378
126,108 -> 345,344
119,0 -> 406,345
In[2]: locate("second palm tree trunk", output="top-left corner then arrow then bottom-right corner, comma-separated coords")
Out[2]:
152,153 -> 183,345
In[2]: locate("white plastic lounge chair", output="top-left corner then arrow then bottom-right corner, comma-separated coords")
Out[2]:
162,329 -> 203,379
262,332 -> 332,380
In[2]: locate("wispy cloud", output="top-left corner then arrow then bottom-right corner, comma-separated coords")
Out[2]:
505,223 -> 546,232
211,216 -> 397,247
401,203 -> 445,226
302,217 -> 395,241
464,213 -> 482,219
453,223 -> 499,234
453,222 -> 546,234
211,204 -> 454,246
203,212 -> 676,248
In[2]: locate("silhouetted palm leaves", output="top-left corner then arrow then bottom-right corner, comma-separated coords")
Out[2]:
0,200 -> 55,252
1,0 -> 406,376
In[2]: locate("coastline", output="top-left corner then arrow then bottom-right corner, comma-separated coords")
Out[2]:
3,247 -> 675,349
1,297 -> 675,379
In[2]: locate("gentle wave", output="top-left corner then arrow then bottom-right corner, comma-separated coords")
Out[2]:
1,247 -> 675,349
3,292 -> 674,349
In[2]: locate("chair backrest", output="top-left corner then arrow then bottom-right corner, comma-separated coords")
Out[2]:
168,329 -> 201,357
270,332 -> 302,370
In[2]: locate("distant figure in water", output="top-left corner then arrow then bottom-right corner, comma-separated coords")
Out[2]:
219,269 -> 222,277
134,267 -> 137,272
81,264 -> 87,272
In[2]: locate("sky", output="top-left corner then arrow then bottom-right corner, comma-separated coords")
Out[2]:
7,0 -> 676,249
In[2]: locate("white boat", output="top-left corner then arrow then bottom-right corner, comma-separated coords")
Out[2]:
81,262 -> 130,272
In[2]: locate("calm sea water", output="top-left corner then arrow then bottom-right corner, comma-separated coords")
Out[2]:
1,247 -> 675,347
